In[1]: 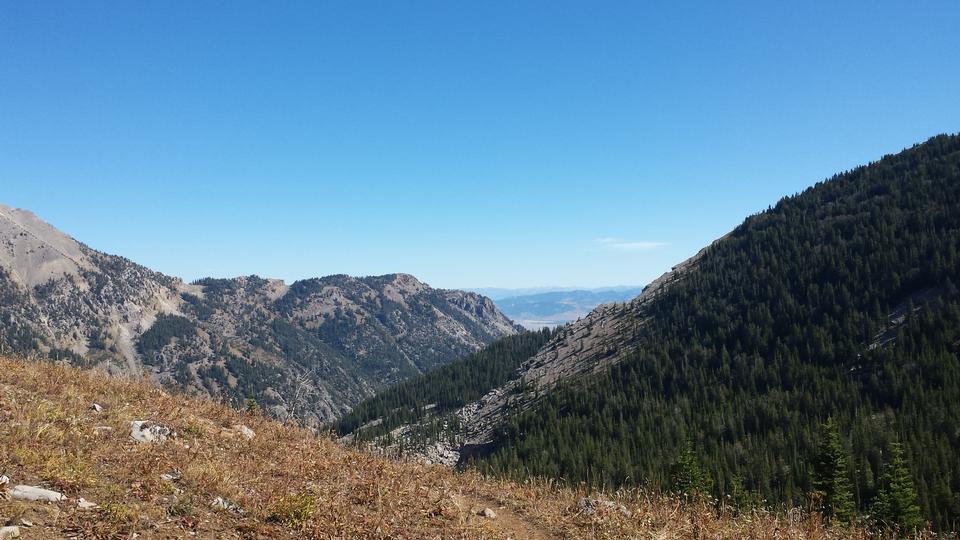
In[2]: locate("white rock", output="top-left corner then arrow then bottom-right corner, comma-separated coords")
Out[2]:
8,485 -> 66,502
160,469 -> 182,482
0,474 -> 8,486
130,420 -> 174,443
77,497 -> 98,510
577,497 -> 632,517
479,507 -> 497,519
211,496 -> 243,514
91,403 -> 103,413
0,526 -> 20,539
233,424 -> 255,440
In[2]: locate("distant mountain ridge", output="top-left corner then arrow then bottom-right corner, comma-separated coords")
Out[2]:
490,287 -> 645,329
0,204 -> 519,424
470,285 -> 641,301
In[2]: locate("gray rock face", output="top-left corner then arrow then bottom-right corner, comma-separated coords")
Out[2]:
0,203 -> 520,424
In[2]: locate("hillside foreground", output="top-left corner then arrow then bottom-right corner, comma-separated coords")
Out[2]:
0,356 -> 916,539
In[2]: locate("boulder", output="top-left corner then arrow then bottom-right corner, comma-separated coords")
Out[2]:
233,424 -> 255,440
0,526 -> 20,539
220,424 -> 256,440
478,507 -> 497,519
130,420 -> 174,443
8,485 -> 66,502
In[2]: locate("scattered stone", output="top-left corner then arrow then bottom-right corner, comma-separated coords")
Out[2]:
211,496 -> 243,514
160,469 -> 182,482
94,426 -> 113,433
577,497 -> 632,517
16,520 -> 32,528
0,526 -> 20,539
130,420 -> 174,443
478,507 -> 497,519
233,424 -> 255,440
0,474 -> 8,486
8,485 -> 66,502
77,497 -> 98,510
90,403 -> 103,413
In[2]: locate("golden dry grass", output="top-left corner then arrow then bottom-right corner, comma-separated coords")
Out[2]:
0,356 -> 931,539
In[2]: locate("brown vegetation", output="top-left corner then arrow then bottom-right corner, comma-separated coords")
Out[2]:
0,356 -> 925,538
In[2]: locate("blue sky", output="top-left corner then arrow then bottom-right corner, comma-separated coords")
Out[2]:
1,2 -> 958,289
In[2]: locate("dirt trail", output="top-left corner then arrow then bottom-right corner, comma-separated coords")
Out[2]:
455,494 -> 556,540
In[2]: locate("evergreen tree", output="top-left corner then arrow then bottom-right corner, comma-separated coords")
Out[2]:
729,474 -> 764,512
873,442 -> 923,532
812,418 -> 856,523
671,442 -> 713,499
245,396 -> 261,416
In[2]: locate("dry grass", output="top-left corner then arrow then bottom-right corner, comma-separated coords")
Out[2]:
0,356 -> 933,539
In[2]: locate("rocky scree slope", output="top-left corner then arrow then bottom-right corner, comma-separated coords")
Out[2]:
0,204 -> 519,424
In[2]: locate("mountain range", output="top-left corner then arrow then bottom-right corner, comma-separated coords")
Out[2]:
0,203 -> 519,424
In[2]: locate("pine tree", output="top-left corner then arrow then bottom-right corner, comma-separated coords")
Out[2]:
671,442 -> 713,499
244,396 -> 261,416
812,418 -> 855,523
873,442 -> 923,532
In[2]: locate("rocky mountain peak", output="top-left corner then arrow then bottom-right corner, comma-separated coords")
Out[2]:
0,203 -> 93,288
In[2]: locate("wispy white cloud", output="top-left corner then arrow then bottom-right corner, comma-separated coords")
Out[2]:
594,237 -> 669,252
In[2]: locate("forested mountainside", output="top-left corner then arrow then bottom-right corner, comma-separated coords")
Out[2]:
341,134 -> 960,531
0,204 -> 519,424
334,329 -> 556,463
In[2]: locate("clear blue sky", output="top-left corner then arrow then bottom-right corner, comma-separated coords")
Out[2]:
2,2 -> 958,289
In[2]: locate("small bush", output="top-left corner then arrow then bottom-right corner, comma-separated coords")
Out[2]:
266,493 -> 317,528
100,502 -> 136,525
